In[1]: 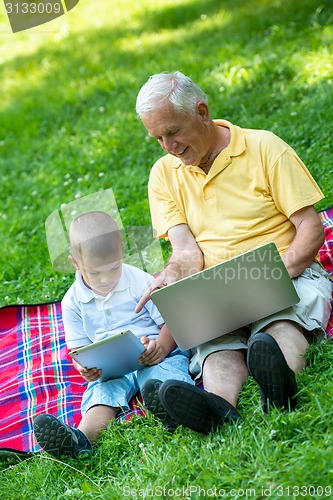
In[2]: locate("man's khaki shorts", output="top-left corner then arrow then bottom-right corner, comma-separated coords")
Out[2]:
189,263 -> 333,379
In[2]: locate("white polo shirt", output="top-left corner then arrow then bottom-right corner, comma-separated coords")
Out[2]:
62,264 -> 164,349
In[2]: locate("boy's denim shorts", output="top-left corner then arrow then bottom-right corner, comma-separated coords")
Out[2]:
189,263 -> 333,379
81,348 -> 194,415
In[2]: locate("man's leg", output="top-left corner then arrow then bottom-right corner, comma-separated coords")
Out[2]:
202,350 -> 249,407
264,320 -> 308,371
247,320 -> 307,411
148,349 -> 245,434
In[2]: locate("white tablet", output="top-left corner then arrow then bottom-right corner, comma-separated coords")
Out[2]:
69,330 -> 146,382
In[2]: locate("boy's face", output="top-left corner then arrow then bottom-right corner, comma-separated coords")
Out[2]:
71,253 -> 123,297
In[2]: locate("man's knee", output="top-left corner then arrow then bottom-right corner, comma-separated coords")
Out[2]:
261,320 -> 308,371
204,349 -> 248,376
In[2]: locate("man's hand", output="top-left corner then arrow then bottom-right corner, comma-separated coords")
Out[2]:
135,271 -> 175,313
139,336 -> 167,365
72,358 -> 102,382
135,224 -> 204,313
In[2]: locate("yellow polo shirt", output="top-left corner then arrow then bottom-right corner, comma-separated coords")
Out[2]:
148,120 -> 324,269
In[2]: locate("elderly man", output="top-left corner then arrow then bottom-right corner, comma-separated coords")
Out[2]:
135,71 -> 333,434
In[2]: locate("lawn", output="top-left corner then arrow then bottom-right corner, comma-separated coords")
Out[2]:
0,0 -> 333,498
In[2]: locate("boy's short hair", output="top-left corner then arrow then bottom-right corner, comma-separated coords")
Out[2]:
69,211 -> 123,264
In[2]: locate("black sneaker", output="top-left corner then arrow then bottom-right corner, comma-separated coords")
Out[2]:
159,380 -> 242,435
0,448 -> 36,460
141,379 -> 179,432
247,332 -> 298,412
34,414 -> 93,458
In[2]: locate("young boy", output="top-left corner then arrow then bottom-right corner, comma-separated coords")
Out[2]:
34,211 -> 193,458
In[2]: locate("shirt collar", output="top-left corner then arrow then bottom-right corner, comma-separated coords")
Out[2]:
170,119 -> 245,170
74,265 -> 130,303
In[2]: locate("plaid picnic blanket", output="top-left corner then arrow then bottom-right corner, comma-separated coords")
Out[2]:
0,302 -> 144,453
0,302 -> 84,453
0,208 -> 332,453
319,207 -> 333,275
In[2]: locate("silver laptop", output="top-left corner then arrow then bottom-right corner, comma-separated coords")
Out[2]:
151,242 -> 299,351
69,330 -> 145,382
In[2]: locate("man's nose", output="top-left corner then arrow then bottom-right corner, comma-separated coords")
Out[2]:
161,137 -> 176,153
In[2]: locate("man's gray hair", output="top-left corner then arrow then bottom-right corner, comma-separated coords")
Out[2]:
136,71 -> 208,116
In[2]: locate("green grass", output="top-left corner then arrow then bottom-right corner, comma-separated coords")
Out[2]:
2,343 -> 333,500
0,0 -> 333,497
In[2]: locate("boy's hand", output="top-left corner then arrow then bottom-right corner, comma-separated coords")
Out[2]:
72,359 -> 102,382
139,336 -> 167,366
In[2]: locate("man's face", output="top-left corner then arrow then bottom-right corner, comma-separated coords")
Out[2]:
141,101 -> 211,167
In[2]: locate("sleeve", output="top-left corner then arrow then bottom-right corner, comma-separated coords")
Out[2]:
148,158 -> 187,238
267,147 -> 324,218
127,266 -> 165,326
143,292 -> 165,327
61,292 -> 91,350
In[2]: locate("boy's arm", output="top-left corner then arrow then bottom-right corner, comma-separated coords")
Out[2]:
139,324 -> 176,366
62,299 -> 101,381
70,346 -> 102,382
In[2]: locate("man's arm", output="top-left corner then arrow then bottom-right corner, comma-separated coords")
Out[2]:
281,205 -> 324,278
135,224 -> 204,312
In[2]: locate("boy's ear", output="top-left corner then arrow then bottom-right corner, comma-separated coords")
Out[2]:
68,255 -> 79,270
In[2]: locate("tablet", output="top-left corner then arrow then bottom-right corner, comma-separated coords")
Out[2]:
69,330 -> 146,382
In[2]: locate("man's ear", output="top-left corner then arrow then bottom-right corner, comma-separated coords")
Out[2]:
196,101 -> 210,122
68,255 -> 79,270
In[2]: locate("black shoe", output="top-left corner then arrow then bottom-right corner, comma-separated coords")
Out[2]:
158,380 -> 241,435
34,414 -> 93,458
141,379 -> 179,432
247,332 -> 298,412
0,448 -> 37,460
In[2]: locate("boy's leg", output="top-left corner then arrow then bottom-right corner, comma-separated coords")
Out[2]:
139,350 -> 193,432
138,350 -> 194,388
78,405 -> 120,443
34,374 -> 139,458
33,413 -> 93,459
34,405 -> 122,458
34,405 -> 119,458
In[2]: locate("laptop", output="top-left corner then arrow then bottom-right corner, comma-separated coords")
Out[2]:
69,330 -> 146,382
151,242 -> 299,351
